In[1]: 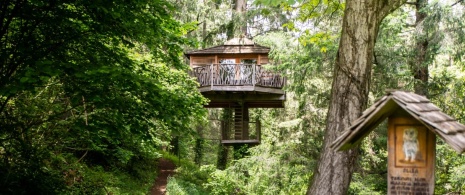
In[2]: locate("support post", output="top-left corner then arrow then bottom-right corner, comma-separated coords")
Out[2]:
210,64 -> 213,88
256,120 -> 261,142
252,64 -> 255,87
242,104 -> 249,140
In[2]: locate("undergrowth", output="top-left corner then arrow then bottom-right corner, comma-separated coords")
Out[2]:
163,152 -> 210,195
67,155 -> 159,194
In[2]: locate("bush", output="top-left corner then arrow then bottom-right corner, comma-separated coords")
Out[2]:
166,177 -> 208,195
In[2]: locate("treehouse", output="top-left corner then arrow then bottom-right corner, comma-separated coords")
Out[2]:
185,37 -> 285,145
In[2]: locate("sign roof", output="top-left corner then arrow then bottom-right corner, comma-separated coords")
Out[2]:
331,90 -> 465,153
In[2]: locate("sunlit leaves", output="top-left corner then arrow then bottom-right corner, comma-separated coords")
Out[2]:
254,0 -> 344,31
253,0 -> 299,7
300,31 -> 336,53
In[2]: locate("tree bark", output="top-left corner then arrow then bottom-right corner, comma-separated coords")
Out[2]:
307,1 -> 406,194
194,125 -> 204,165
234,0 -> 247,36
412,0 -> 429,96
217,108 -> 232,170
169,136 -> 179,156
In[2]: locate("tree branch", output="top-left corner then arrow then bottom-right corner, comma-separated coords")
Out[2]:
0,94 -> 12,115
377,0 -> 409,23
451,0 -> 463,6
405,1 -> 417,5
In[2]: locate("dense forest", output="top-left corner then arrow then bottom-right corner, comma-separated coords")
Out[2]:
1,0 -> 465,194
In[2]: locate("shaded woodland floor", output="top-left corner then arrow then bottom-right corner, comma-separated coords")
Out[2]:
149,158 -> 176,195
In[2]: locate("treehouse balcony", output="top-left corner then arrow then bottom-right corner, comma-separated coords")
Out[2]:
189,63 -> 285,108
191,63 -> 284,92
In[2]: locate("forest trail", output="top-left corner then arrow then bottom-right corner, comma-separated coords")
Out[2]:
149,158 -> 176,195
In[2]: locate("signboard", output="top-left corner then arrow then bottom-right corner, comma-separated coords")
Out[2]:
388,117 -> 435,195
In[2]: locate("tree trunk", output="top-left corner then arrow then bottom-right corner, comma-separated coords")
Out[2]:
412,0 -> 429,96
307,1 -> 406,194
216,143 -> 228,170
194,125 -> 204,165
217,108 -> 232,170
169,136 -> 179,156
234,0 -> 247,36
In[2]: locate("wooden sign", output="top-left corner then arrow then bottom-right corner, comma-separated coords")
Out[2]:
331,91 -> 465,194
388,117 -> 435,195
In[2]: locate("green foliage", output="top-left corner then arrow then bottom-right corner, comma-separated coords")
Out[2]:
165,109 -> 314,195
429,66 -> 465,194
349,173 -> 385,195
198,143 -> 311,194
349,124 -> 389,194
254,32 -> 334,107
65,158 -> 157,195
0,0 -> 207,193
435,143 -> 465,194
253,0 -> 299,7
167,177 -> 209,195
164,152 -> 211,194
204,169 -> 240,194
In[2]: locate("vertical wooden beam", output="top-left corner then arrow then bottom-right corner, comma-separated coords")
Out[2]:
257,120 -> 261,142
213,55 -> 218,87
220,120 -> 226,140
210,63 -> 213,88
235,58 -> 240,82
243,103 -> 249,139
252,64 -> 255,87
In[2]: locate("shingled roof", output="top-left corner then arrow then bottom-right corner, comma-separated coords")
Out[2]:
185,37 -> 270,58
331,90 -> 465,153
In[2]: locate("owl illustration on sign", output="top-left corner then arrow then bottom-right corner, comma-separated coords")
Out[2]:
403,127 -> 419,162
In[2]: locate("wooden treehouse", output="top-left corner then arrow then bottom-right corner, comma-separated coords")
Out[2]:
185,37 -> 285,145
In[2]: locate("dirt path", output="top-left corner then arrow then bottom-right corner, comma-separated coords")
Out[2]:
149,158 -> 176,195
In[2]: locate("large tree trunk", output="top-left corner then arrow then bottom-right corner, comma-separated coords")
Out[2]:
307,1 -> 406,194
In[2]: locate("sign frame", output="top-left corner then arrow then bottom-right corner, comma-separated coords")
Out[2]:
388,117 -> 436,195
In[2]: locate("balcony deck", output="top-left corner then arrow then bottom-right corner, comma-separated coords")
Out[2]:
191,64 -> 286,108
221,140 -> 260,145
191,64 -> 284,91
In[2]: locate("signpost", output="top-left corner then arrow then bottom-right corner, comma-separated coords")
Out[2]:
331,90 -> 465,195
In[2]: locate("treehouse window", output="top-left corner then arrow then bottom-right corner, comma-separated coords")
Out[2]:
191,57 -> 214,67
241,59 -> 257,64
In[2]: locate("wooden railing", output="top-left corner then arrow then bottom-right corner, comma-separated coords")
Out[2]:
190,64 -> 284,88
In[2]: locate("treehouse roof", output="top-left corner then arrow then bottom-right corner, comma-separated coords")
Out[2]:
331,90 -> 465,153
185,37 -> 270,58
